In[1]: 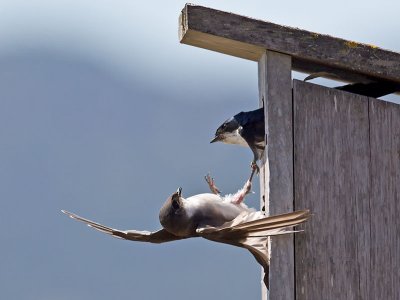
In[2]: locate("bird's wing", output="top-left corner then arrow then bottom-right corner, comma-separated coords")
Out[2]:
240,128 -> 265,161
197,209 -> 310,237
62,210 -> 186,244
196,209 -> 310,289
239,109 -> 265,161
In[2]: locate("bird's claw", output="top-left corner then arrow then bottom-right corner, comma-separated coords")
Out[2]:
205,173 -> 221,195
251,161 -> 260,174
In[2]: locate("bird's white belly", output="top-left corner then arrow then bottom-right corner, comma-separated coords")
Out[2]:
184,193 -> 251,221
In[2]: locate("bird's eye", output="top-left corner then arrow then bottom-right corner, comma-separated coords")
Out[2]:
172,200 -> 180,210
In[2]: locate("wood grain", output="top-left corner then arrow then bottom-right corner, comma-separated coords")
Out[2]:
258,51 -> 293,299
293,80 -> 371,300
258,52 -> 268,300
368,98 -> 400,299
180,4 -> 400,85
293,81 -> 400,299
178,5 -> 400,298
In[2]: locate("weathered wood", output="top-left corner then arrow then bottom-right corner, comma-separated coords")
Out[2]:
293,81 -> 400,299
369,98 -> 400,299
258,56 -> 268,300
258,51 -> 293,299
180,4 -> 400,85
178,5 -> 400,299
293,80 -> 371,299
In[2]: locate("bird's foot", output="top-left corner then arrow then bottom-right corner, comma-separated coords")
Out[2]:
205,173 -> 221,195
251,161 -> 260,174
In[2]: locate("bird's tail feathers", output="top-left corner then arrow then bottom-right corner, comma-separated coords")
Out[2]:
246,228 -> 304,238
235,210 -> 309,290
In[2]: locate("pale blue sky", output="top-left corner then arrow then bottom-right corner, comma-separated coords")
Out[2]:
1,1 -> 399,299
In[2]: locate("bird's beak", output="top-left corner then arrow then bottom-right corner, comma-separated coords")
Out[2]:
210,136 -> 220,143
176,187 -> 182,197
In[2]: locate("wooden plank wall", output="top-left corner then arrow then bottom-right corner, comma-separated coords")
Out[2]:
369,98 -> 400,299
293,80 -> 400,299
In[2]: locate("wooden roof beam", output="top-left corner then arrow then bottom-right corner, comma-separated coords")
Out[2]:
179,4 -> 400,85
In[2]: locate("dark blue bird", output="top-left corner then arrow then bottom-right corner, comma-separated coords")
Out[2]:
211,108 -> 265,171
211,80 -> 399,171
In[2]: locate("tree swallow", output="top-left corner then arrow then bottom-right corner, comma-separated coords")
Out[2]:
211,79 -> 399,171
211,108 -> 265,171
62,173 -> 310,289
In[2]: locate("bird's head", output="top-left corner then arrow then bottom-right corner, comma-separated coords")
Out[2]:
159,187 -> 185,231
211,117 -> 244,145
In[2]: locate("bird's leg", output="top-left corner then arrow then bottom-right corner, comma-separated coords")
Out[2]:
231,168 -> 256,205
205,174 -> 221,195
248,165 -> 257,182
251,160 -> 260,174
